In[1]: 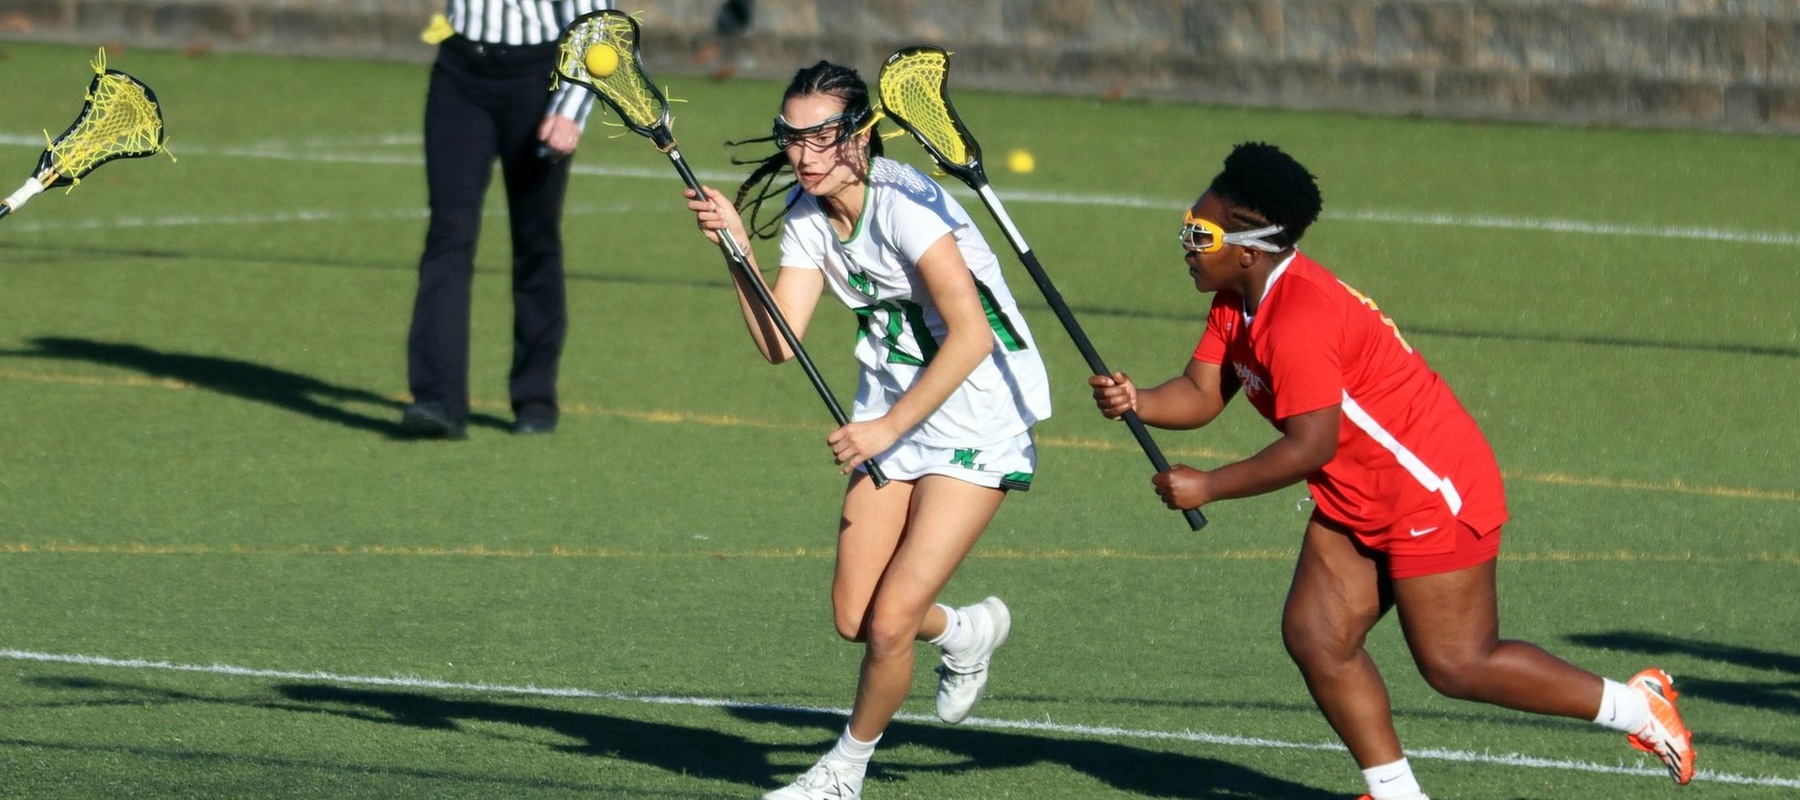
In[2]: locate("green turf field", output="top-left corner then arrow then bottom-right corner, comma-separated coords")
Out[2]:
0,40 -> 1795,798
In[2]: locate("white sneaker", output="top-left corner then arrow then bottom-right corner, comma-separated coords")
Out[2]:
763,757 -> 864,800
935,596 -> 1011,723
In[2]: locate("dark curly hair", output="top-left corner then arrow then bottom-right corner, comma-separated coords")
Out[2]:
1206,141 -> 1323,249
730,61 -> 885,240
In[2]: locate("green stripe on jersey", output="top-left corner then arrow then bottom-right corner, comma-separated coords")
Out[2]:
976,281 -> 1028,351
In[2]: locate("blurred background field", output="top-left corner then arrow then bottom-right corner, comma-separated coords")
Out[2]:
0,37 -> 1796,799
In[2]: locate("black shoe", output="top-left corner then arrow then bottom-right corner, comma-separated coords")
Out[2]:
400,402 -> 467,440
510,418 -> 557,435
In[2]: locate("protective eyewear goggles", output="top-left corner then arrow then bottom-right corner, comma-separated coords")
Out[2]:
772,111 -> 869,150
1180,211 -> 1286,254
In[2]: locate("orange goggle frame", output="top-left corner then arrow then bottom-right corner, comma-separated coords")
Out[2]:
1180,212 -> 1285,254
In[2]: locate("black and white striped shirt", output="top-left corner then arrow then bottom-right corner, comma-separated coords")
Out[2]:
443,0 -> 614,123
446,0 -> 611,45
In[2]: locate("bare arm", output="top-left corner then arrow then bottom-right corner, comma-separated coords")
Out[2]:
686,186 -> 823,363
826,233 -> 993,471
1094,355 -> 1337,511
1090,358 -> 1240,430
1150,404 -> 1340,510
1199,404 -> 1338,501
873,234 -> 992,436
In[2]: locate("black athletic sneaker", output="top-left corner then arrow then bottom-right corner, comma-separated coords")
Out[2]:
400,402 -> 467,440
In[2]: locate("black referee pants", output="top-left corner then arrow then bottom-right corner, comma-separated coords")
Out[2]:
407,39 -> 572,425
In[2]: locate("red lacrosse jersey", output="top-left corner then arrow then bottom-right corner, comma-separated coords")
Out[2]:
1193,253 -> 1507,548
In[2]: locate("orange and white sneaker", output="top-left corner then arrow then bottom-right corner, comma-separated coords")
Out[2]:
1626,668 -> 1695,785
1355,794 -> 1430,800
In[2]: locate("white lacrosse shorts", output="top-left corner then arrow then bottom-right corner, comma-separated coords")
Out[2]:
858,428 -> 1036,491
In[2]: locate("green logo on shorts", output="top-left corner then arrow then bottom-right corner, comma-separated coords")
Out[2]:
950,448 -> 982,470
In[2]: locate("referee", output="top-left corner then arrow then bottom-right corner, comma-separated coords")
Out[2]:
402,0 -> 613,439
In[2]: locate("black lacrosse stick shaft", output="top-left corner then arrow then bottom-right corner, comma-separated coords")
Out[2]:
968,189 -> 1207,531
877,45 -> 1201,528
658,136 -> 889,487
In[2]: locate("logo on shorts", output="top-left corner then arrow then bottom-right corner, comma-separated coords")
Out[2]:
1409,526 -> 1439,537
950,448 -> 983,470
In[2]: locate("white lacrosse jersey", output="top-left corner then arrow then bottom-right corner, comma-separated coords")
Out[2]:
778,157 -> 1053,447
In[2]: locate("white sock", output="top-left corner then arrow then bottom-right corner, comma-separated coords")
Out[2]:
927,603 -> 975,656
828,726 -> 880,767
1593,677 -> 1651,733
1362,757 -> 1423,799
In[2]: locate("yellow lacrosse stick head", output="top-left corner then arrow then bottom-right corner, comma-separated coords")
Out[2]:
877,47 -> 973,167
41,48 -> 171,189
555,10 -> 671,143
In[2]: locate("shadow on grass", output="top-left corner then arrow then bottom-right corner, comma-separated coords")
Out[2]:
274,684 -> 1335,798
4,240 -> 1793,362
1569,631 -> 1800,674
1568,631 -> 1800,716
279,684 -> 786,787
727,705 -> 1338,799
25,673 -> 1800,791
0,737 -> 694,796
0,336 -> 510,436
10,677 -> 722,797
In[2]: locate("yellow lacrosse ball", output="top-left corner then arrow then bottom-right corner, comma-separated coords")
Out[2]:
1006,148 -> 1036,174
585,45 -> 621,78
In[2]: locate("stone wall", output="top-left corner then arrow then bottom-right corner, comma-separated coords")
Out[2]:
3,0 -> 1796,132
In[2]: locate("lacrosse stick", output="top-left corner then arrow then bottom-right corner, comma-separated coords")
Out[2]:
555,10 -> 887,486
2,49 -> 171,222
879,46 -> 1206,530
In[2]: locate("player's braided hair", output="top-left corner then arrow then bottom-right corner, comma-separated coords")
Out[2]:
1207,141 -> 1323,248
729,61 -> 884,240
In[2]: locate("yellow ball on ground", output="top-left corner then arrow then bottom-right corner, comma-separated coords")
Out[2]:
1006,148 -> 1036,174
585,44 -> 620,78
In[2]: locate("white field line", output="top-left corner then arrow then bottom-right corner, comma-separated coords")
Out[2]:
1,649 -> 1792,790
3,134 -> 1797,247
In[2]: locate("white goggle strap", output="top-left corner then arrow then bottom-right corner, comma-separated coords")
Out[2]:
1222,224 -> 1286,253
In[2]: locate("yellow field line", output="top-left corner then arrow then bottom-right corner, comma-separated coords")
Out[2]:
0,369 -> 193,391
1518,470 -> 1800,502
1,367 -> 1794,503
1,541 -> 1794,564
